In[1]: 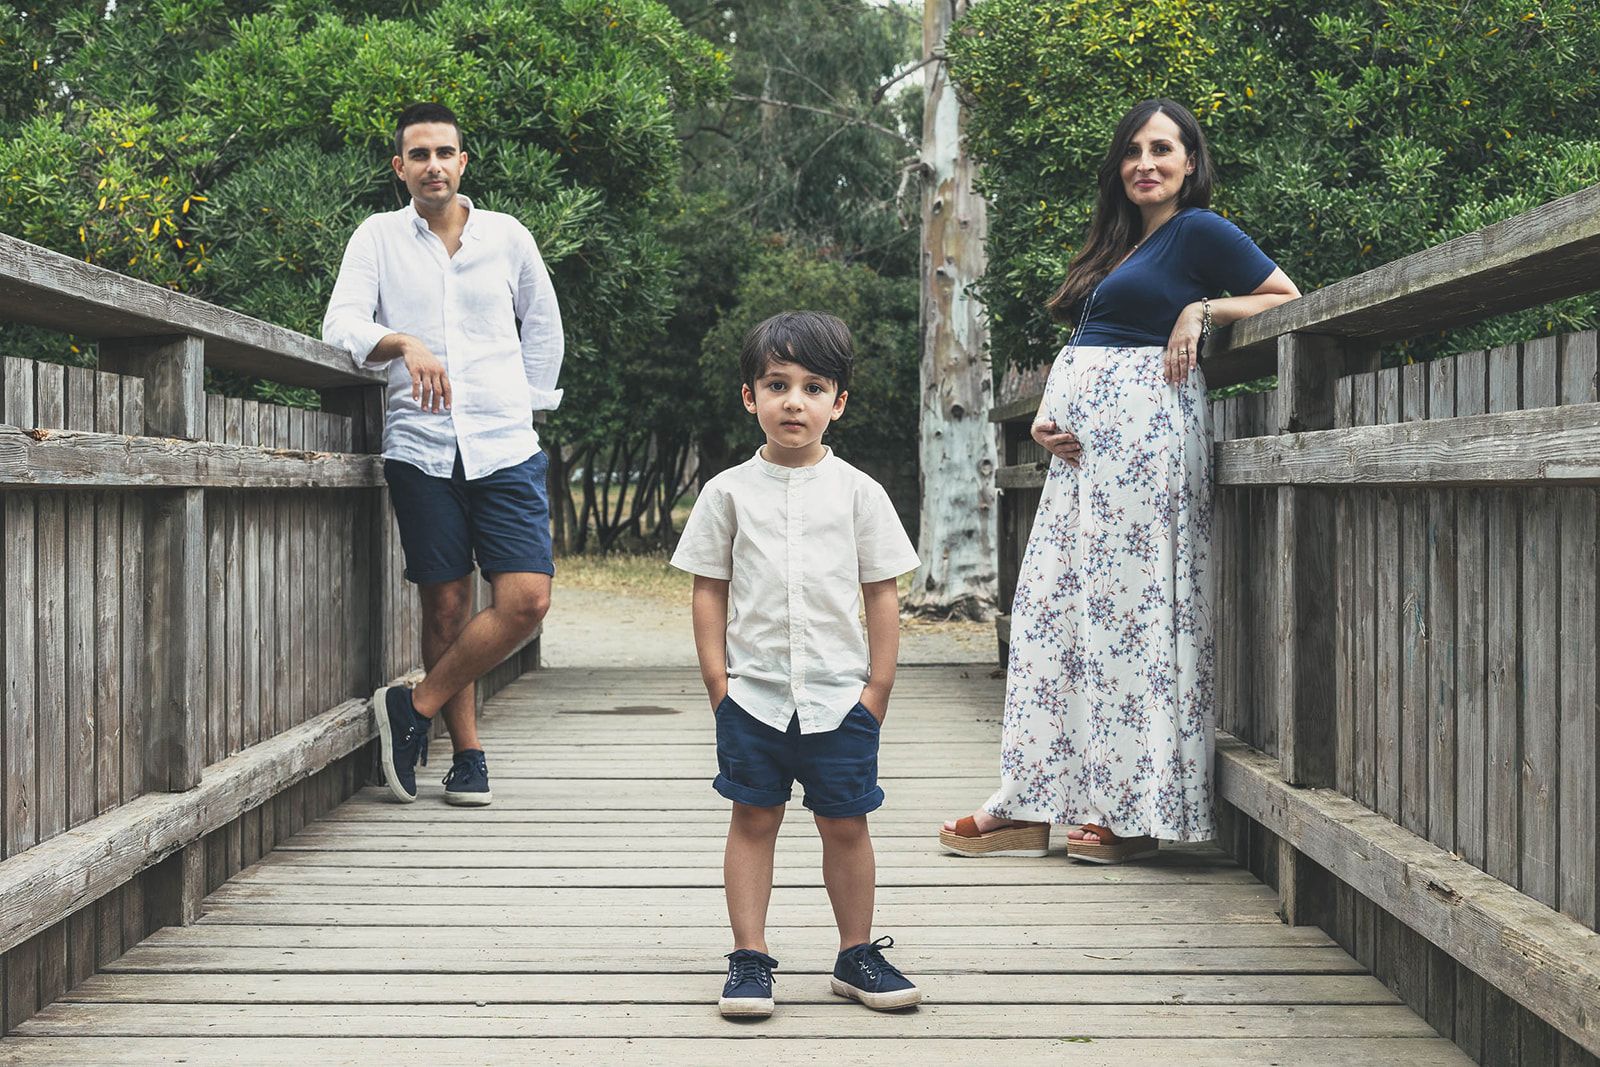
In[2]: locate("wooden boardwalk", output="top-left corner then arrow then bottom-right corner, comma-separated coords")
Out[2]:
1,666 -> 1471,1064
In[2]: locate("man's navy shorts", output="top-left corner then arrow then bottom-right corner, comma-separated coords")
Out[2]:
713,695 -> 884,817
384,450 -> 554,585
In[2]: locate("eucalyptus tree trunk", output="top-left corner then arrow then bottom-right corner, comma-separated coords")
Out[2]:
908,0 -> 997,619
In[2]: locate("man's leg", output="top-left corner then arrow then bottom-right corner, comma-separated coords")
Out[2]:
409,570 -> 550,718
419,575 -> 477,752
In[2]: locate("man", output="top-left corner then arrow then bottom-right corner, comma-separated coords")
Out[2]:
324,102 -> 562,806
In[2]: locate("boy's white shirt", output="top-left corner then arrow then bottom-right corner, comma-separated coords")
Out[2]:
670,446 -> 920,734
322,195 -> 564,481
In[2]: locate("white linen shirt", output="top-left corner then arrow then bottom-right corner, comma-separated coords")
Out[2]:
321,196 -> 563,480
670,448 -> 921,734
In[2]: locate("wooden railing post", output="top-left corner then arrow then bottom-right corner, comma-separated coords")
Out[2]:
100,336 -> 206,793
1272,332 -> 1345,925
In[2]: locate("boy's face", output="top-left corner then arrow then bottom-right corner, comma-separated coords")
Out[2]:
742,358 -> 847,452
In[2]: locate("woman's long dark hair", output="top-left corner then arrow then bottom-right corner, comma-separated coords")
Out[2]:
1045,99 -> 1215,322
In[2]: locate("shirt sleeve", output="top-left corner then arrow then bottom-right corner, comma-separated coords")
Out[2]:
855,480 -> 921,583
670,483 -> 736,580
1188,210 -> 1278,297
512,222 -> 565,412
321,219 -> 395,369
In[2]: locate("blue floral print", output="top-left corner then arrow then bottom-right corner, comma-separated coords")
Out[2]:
983,344 -> 1215,842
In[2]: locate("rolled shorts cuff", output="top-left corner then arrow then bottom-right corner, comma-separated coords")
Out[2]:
406,563 -> 477,586
804,785 -> 885,818
713,774 -> 791,809
477,557 -> 556,579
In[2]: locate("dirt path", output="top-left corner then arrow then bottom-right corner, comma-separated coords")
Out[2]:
540,585 -> 998,670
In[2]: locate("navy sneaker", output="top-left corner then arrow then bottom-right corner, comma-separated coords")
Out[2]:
831,936 -> 921,1010
442,748 -> 492,806
371,685 -> 430,803
718,949 -> 778,1018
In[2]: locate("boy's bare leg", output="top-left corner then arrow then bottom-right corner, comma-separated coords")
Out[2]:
726,802 -> 785,953
815,814 -> 875,949
419,576 -> 479,753
411,571 -> 550,718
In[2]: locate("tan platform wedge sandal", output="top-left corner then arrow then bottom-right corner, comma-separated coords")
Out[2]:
1064,824 -> 1158,864
938,816 -> 1050,858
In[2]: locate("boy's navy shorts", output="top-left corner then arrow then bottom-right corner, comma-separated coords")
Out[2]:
384,450 -> 554,585
713,695 -> 884,818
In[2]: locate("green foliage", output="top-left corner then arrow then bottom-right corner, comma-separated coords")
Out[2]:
1,0 -> 730,412
947,0 -> 1600,369
700,240 -> 921,534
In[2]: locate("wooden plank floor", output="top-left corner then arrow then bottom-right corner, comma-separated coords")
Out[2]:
2,666 -> 1471,1065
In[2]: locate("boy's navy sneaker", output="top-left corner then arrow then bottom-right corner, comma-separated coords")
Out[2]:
371,685 -> 430,803
718,949 -> 778,1018
442,748 -> 492,806
830,935 -> 921,1010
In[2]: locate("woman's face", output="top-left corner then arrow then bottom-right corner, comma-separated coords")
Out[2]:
1119,110 -> 1195,212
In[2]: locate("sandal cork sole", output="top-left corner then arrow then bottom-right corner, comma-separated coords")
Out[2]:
938,821 -> 1049,858
1065,827 -> 1158,865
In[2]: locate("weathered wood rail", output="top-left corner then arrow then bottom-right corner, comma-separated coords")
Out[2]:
0,234 -> 537,1030
992,184 -> 1600,1066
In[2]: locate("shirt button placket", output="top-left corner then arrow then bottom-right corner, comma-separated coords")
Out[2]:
787,477 -> 805,730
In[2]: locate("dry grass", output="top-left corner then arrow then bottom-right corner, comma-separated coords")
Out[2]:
553,551 -> 693,602
553,550 -> 995,649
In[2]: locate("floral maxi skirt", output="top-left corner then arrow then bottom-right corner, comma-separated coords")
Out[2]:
984,344 -> 1216,842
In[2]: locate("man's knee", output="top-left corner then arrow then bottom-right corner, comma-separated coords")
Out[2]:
495,575 -> 550,633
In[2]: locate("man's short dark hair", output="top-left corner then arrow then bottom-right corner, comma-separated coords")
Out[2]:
738,311 -> 853,394
394,102 -> 463,157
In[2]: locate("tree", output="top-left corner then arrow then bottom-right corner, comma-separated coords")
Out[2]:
907,0 -> 996,620
946,0 -> 1600,373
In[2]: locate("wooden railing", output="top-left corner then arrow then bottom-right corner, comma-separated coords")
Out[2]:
0,233 -> 538,1030
991,185 -> 1600,1064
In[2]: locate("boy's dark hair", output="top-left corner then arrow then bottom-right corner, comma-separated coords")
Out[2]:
394,102 -> 463,157
738,311 -> 853,394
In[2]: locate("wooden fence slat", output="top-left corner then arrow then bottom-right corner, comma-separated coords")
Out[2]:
1557,331 -> 1599,932
1485,344 -> 1521,891
35,364 -> 70,1017
205,397 -> 226,770
1423,356 -> 1460,1043
243,402 -> 262,752
4,357 -> 39,1029
91,371 -> 125,973
1375,367 -> 1402,823
1520,335 -> 1560,911
1484,343 -> 1523,1064
1452,347 -> 1490,1061
1349,368 -> 1378,972
60,370 -> 95,994
1399,364 -> 1428,839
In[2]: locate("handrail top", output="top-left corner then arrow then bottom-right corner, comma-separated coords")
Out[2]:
996,181 -> 1600,409
0,232 -> 381,390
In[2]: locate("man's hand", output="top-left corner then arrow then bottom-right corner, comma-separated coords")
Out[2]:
401,341 -> 452,413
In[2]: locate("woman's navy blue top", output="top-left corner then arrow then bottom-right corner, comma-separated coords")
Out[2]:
1075,208 -> 1277,348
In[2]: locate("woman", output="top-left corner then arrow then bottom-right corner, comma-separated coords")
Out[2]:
940,99 -> 1299,863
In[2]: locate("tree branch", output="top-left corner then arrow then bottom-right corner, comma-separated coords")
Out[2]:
729,93 -> 915,148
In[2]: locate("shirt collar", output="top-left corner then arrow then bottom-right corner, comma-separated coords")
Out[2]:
753,444 -> 833,481
406,194 -> 478,239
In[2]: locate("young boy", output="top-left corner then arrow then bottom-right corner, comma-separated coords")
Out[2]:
671,311 -> 923,1019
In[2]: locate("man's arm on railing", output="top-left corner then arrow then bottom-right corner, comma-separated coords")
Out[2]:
322,220 -> 398,369
323,220 -> 451,412
514,222 -> 565,414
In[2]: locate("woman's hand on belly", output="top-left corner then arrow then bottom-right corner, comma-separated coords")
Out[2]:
1031,418 -> 1082,468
